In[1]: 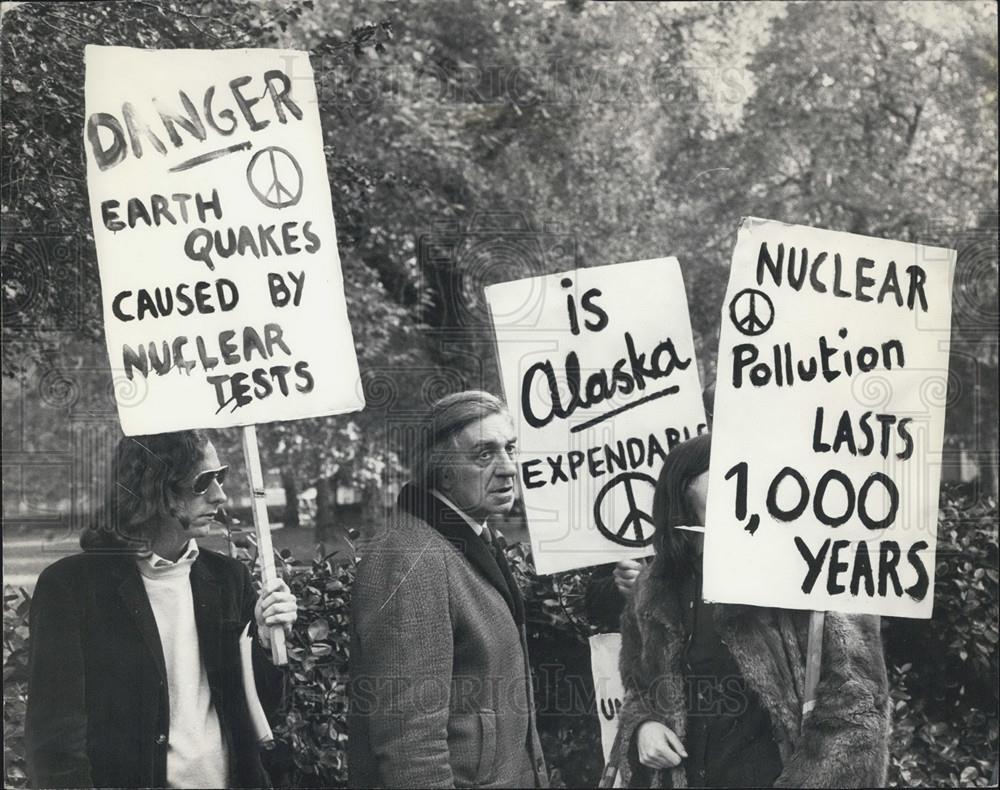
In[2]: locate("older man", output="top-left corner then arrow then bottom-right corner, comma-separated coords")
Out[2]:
349,390 -> 548,788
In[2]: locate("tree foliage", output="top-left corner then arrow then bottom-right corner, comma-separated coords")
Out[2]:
3,0 -> 996,510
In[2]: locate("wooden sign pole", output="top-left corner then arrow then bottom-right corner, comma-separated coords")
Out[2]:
802,610 -> 825,718
598,724 -> 623,788
241,424 -> 287,666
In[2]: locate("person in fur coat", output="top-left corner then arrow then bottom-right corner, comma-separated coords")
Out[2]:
616,433 -> 891,788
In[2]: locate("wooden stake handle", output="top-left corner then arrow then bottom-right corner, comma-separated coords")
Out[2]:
802,610 -> 825,718
598,723 -> 624,788
241,424 -> 287,666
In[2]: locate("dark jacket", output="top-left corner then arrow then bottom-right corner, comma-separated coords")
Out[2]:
25,548 -> 286,789
584,562 -> 627,633
348,484 -> 548,788
617,561 -> 891,788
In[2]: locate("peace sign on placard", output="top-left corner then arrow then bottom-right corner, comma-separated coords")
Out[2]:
728,287 -> 775,337
246,146 -> 303,208
593,472 -> 657,548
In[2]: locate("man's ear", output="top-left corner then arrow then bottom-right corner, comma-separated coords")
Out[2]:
438,467 -> 453,493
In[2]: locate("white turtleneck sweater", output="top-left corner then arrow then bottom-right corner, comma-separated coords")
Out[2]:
137,540 -> 229,789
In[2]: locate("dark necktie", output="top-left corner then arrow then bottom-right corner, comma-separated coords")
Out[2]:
480,527 -> 525,625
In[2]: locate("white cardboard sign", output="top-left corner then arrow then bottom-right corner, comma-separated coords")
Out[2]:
486,259 -> 706,575
703,218 -> 956,618
589,632 -> 624,767
84,46 -> 364,435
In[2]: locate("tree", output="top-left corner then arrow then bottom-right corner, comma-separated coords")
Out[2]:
1,2 -> 414,544
713,0 -> 998,493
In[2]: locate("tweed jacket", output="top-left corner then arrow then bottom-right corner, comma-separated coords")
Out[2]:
617,561 -> 891,788
25,547 -> 285,789
348,485 -> 548,789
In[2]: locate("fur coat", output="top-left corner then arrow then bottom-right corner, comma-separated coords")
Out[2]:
616,562 -> 891,788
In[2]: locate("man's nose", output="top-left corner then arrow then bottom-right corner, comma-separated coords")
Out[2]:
497,452 -> 517,477
208,479 -> 228,505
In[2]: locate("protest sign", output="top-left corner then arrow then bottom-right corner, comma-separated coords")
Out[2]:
84,45 -> 364,435
589,632 -> 624,767
703,218 -> 956,619
486,259 -> 706,575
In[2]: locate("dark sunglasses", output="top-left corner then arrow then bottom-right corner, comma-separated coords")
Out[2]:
192,465 -> 228,495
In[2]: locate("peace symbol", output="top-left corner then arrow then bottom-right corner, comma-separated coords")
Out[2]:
246,146 -> 303,208
593,472 -> 657,548
729,288 -> 775,337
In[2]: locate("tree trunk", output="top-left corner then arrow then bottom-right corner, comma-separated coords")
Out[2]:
281,467 -> 300,528
315,475 -> 336,547
980,363 -> 999,498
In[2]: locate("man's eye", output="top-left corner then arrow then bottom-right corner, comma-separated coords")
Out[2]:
478,450 -> 494,461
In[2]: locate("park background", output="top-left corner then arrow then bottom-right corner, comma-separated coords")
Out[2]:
1,0 -> 997,786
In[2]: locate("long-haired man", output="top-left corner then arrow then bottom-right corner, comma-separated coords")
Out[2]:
25,430 -> 297,788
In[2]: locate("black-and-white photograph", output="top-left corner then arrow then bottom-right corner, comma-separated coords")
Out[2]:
2,1 -> 997,787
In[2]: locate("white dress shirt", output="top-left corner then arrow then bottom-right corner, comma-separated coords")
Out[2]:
429,489 -> 487,536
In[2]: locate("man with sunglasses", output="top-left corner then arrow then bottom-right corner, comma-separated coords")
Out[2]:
25,430 -> 298,789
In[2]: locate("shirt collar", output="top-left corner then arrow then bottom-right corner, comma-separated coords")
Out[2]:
429,489 -> 486,536
139,538 -> 200,571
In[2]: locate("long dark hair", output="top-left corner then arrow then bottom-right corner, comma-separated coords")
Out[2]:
81,430 -> 208,551
651,432 -> 711,580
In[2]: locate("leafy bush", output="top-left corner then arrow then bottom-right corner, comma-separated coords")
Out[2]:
885,488 -> 999,787
3,587 -> 31,790
274,549 -> 355,787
